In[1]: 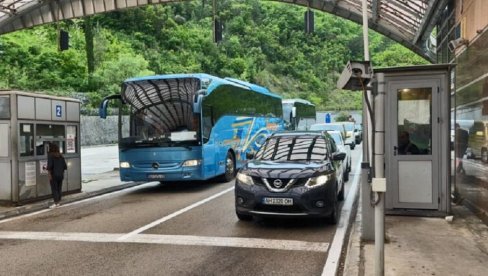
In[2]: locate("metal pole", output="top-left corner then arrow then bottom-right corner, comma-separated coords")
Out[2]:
374,73 -> 386,276
212,0 -> 216,42
361,0 -> 374,241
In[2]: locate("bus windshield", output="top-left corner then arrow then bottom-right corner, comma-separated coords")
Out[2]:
120,77 -> 201,148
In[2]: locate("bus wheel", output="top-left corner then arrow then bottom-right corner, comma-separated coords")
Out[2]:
220,151 -> 236,182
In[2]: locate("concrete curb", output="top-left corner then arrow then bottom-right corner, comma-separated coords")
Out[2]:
342,204 -> 363,276
0,181 -> 144,221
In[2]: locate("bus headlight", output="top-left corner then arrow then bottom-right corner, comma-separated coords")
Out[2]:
305,174 -> 331,188
120,162 -> 130,168
236,172 -> 254,185
182,159 -> 201,167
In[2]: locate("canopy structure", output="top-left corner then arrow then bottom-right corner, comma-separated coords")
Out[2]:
0,0 -> 447,61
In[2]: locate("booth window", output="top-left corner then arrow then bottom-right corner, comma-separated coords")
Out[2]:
66,125 -> 78,154
36,124 -> 65,155
0,96 -> 10,119
20,123 -> 34,157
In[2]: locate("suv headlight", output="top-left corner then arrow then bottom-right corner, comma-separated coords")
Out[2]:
182,159 -> 201,167
120,162 -> 130,168
306,174 -> 332,188
236,172 -> 254,185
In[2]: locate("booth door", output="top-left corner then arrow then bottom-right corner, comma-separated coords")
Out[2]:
389,80 -> 440,209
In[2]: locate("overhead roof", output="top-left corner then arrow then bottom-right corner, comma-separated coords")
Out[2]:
0,0 -> 448,61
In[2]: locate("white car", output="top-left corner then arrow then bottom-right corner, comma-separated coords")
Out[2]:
327,130 -> 351,182
310,123 -> 356,150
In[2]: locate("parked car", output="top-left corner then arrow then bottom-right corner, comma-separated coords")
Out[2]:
310,123 -> 356,149
354,124 -> 362,144
327,130 -> 351,182
235,131 -> 346,224
341,122 -> 357,149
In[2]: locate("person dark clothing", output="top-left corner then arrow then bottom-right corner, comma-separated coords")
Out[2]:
47,149 -> 67,205
455,124 -> 469,174
398,131 -> 420,155
455,126 -> 469,158
398,141 -> 420,155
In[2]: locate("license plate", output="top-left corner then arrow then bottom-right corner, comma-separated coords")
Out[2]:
262,197 -> 293,206
147,174 -> 165,180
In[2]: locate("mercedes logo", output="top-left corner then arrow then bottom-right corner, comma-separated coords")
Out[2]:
273,179 -> 283,188
152,162 -> 159,169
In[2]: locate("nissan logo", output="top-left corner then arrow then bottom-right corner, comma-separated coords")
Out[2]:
273,179 -> 283,188
152,162 -> 159,169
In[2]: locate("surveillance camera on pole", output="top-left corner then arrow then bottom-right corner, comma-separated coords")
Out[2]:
337,61 -> 373,91
448,38 -> 468,52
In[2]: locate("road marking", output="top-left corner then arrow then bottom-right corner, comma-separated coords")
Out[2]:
0,181 -> 159,225
118,186 -> 235,241
0,231 -> 328,252
0,209 -> 50,225
322,154 -> 362,276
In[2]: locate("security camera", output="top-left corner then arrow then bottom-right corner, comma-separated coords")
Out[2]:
337,61 -> 373,91
448,38 -> 468,52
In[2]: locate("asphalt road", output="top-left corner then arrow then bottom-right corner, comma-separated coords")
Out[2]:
0,145 -> 362,276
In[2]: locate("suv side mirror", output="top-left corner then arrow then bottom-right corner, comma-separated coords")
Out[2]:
332,152 -> 346,161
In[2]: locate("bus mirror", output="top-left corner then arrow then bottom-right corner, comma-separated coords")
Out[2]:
193,93 -> 205,114
99,94 -> 123,119
292,107 -> 297,118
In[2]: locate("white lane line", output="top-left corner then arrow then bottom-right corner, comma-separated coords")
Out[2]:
0,209 -> 51,225
118,186 -> 235,241
0,181 -> 159,225
0,231 -> 328,252
322,154 -> 362,276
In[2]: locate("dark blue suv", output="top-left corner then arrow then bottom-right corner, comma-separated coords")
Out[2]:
235,131 -> 346,224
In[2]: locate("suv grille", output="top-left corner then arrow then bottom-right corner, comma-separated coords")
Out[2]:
252,177 -> 309,191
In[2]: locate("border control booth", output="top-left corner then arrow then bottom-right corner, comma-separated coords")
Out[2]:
0,91 -> 81,205
377,65 -> 452,216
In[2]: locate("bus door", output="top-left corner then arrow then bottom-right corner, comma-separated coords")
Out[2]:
201,104 -> 217,178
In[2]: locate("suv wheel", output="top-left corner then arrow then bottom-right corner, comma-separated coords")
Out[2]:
338,181 -> 345,201
328,184 -> 339,224
482,149 -> 488,163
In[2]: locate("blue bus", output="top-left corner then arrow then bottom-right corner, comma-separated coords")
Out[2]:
99,74 -> 285,182
282,99 -> 316,131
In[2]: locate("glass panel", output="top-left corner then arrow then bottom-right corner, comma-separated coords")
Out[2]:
0,96 -> 10,119
36,124 -> 66,155
19,123 -> 34,157
397,87 -> 432,155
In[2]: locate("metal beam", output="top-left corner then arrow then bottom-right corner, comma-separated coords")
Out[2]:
413,0 -> 440,44
371,0 -> 379,22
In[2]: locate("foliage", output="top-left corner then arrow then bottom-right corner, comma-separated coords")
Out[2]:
334,111 -> 351,122
0,0 -> 429,109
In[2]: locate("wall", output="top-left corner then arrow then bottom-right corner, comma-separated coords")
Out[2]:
450,0 -> 488,223
80,116 -> 128,146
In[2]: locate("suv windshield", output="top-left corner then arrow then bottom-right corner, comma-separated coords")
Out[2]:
255,136 -> 328,161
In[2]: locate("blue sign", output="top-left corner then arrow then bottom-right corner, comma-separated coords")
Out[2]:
325,113 -> 331,123
56,105 -> 62,117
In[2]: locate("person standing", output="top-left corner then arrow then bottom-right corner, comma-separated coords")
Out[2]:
47,143 -> 67,208
455,123 -> 469,174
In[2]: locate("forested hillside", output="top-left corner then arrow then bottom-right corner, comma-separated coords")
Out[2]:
0,0 -> 427,110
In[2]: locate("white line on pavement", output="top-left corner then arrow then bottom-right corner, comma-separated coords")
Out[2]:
0,231 -> 329,252
0,181 -> 160,225
322,154 -> 362,276
118,186 -> 235,241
